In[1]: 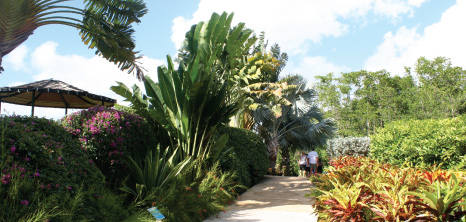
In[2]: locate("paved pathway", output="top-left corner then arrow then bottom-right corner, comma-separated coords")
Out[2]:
205,175 -> 318,222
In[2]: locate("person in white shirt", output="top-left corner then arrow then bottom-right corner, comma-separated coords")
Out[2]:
307,148 -> 319,175
298,152 -> 308,177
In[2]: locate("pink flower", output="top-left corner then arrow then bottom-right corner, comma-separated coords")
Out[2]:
67,186 -> 72,190
56,184 -> 59,188
40,185 -> 44,189
21,200 -> 28,205
33,172 -> 40,177
10,146 -> 16,153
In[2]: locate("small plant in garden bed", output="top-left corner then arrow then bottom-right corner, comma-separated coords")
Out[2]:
310,156 -> 466,221
126,162 -> 244,222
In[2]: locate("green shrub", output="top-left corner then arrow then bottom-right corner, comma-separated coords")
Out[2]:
216,126 -> 269,188
370,116 -> 466,169
0,116 -> 106,221
62,106 -> 157,187
327,137 -> 371,159
144,163 -> 243,222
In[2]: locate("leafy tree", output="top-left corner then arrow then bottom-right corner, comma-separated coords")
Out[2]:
315,69 -> 417,136
410,56 -> 466,118
0,0 -> 147,79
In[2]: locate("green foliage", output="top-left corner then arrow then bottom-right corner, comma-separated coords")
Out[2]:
121,145 -> 191,198
62,106 -> 157,188
406,174 -> 466,221
314,57 -> 466,137
253,77 -> 334,170
0,0 -> 148,78
0,115 -> 108,221
111,12 -> 257,220
327,137 -> 371,159
311,156 -> 466,221
216,126 -> 269,188
370,115 -> 466,169
112,12 -> 251,168
135,163 -> 243,222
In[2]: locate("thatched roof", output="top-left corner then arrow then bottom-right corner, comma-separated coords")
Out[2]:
0,79 -> 116,109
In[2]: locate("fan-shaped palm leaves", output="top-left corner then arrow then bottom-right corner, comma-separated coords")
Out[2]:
0,0 -> 147,79
253,76 -> 335,168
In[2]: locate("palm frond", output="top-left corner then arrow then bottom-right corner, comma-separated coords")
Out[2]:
0,0 -> 147,79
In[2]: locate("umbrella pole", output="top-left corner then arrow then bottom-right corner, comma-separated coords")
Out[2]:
31,91 -> 35,117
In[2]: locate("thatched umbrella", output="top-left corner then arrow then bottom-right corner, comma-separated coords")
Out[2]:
0,79 -> 116,116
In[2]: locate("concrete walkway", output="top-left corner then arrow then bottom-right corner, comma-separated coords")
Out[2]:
205,175 -> 318,222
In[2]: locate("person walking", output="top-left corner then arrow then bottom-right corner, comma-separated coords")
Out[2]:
298,152 -> 308,177
307,148 -> 319,175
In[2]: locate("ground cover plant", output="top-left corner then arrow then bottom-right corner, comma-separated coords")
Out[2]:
62,106 -> 157,188
310,156 -> 466,221
370,115 -> 466,169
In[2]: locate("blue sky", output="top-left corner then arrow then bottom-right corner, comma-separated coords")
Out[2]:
1,0 -> 464,119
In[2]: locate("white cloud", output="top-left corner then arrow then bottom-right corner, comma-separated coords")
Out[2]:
4,45 -> 29,72
373,0 -> 427,19
364,0 -> 466,75
2,41 -> 164,120
171,0 -> 425,56
285,56 -> 351,83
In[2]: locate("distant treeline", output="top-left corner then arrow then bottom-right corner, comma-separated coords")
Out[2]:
314,56 -> 466,137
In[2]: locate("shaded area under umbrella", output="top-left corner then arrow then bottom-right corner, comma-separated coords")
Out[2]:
0,79 -> 116,116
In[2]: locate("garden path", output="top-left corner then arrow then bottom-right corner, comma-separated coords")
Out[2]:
204,175 -> 318,222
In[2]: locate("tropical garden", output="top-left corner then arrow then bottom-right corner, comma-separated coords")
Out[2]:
1,1 -> 466,222
1,0 -> 332,220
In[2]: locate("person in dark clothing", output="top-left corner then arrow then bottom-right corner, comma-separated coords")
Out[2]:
317,158 -> 323,174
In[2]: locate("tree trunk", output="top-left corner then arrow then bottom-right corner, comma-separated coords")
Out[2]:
280,146 -> 291,176
267,138 -> 279,173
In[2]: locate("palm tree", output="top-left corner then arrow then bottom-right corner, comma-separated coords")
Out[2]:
254,75 -> 335,170
0,0 -> 147,79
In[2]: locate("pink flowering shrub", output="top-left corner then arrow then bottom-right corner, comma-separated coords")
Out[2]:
62,106 -> 157,188
0,115 -> 105,220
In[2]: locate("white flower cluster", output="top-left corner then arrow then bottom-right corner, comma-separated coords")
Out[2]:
326,137 -> 371,159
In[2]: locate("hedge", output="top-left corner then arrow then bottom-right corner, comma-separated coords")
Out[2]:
216,126 -> 269,188
370,115 -> 466,169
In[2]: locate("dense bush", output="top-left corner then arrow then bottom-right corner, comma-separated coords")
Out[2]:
310,156 -> 466,221
216,126 -> 269,188
326,137 -> 371,159
0,116 -> 106,221
62,106 -> 157,187
370,116 -> 466,169
146,163 -> 243,222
